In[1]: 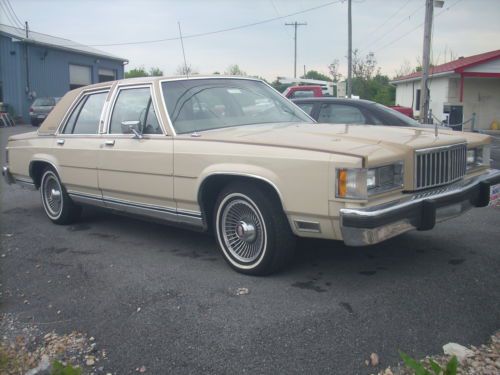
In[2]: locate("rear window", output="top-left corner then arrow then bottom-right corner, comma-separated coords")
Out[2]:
318,103 -> 366,124
33,98 -> 56,106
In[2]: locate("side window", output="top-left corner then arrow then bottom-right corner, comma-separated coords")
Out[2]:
296,103 -> 314,116
109,87 -> 161,134
318,103 -> 366,124
143,100 -> 162,134
63,91 -> 107,134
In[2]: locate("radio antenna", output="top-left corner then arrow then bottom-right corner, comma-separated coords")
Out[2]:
178,22 -> 189,78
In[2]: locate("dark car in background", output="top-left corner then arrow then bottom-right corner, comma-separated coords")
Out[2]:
30,97 -> 60,126
292,97 -> 420,127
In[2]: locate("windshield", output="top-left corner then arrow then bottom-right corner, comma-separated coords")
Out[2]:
162,79 -> 313,134
373,103 -> 420,126
33,98 -> 56,106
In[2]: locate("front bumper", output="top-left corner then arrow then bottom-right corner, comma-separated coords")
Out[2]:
2,166 -> 15,185
340,169 -> 500,246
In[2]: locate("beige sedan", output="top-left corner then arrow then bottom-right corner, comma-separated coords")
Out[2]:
3,76 -> 500,275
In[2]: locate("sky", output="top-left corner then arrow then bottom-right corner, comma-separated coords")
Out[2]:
2,0 -> 500,81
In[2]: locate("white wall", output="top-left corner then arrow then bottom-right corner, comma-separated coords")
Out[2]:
394,81 -> 416,109
427,77 -> 449,122
394,77 -> 450,121
464,58 -> 500,73
463,77 -> 500,130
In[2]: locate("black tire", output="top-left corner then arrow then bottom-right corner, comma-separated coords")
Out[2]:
40,167 -> 82,224
214,182 -> 296,275
31,120 -> 39,127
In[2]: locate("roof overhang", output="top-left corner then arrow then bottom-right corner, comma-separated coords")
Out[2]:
390,71 -> 455,84
2,30 -> 128,63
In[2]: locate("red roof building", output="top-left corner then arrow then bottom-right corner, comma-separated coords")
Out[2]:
391,50 -> 500,130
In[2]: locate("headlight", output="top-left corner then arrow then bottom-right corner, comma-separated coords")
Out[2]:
367,162 -> 404,195
337,168 -> 367,199
467,146 -> 490,170
337,162 -> 404,199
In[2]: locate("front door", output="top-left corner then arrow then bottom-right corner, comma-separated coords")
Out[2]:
97,85 -> 175,221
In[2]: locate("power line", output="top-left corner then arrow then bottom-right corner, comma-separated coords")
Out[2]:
4,0 -> 24,28
358,2 -> 425,54
370,0 -> 465,55
356,0 -> 412,49
48,0 -> 342,47
0,0 -> 23,29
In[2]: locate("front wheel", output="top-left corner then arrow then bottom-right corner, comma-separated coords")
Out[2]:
214,182 -> 295,275
40,168 -> 81,224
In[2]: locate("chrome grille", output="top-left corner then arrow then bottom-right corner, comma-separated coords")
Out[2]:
414,144 -> 467,190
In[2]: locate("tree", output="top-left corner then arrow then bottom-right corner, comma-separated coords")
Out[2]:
125,67 -> 149,78
328,59 -> 342,83
394,60 -> 415,78
225,64 -> 246,76
148,67 -> 163,76
269,78 -> 286,93
301,70 -> 332,81
175,64 -> 197,76
352,50 -> 377,80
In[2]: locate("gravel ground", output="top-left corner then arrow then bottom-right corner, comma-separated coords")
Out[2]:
379,331 -> 500,375
0,313 -> 108,374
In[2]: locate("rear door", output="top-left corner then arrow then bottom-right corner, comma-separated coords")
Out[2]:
97,84 -> 175,219
52,89 -> 109,200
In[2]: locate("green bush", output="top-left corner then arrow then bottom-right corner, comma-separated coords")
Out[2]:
400,351 -> 458,375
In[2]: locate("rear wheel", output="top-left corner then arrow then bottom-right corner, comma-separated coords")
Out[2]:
214,182 -> 295,275
40,168 -> 81,224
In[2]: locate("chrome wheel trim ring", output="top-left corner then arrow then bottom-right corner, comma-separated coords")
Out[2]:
41,171 -> 63,219
216,193 -> 268,268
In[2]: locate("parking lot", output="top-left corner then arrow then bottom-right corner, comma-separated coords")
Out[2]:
1,125 -> 499,374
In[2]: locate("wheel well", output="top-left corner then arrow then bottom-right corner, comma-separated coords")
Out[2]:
29,161 -> 53,189
198,175 -> 285,231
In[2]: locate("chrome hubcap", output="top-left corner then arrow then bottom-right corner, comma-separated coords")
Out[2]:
235,221 -> 256,242
43,174 -> 62,217
221,198 -> 265,263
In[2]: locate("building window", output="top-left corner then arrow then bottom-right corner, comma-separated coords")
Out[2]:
69,64 -> 92,90
98,68 -> 116,83
415,89 -> 421,110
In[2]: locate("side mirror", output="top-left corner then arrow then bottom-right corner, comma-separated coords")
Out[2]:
121,120 -> 143,139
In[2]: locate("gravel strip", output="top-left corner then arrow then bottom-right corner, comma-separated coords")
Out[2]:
378,331 -> 500,375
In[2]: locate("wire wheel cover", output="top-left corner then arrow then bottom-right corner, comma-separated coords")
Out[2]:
221,198 -> 266,263
43,174 -> 62,217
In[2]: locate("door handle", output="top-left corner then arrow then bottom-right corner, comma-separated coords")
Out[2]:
104,140 -> 115,146
56,139 -> 65,145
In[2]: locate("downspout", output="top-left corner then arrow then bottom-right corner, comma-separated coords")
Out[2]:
411,80 -> 415,109
459,73 -> 464,102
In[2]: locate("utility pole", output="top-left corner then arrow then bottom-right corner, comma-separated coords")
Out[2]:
285,21 -> 307,78
420,0 -> 434,124
347,0 -> 352,98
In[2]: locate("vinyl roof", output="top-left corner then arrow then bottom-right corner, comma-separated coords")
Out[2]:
0,23 -> 127,62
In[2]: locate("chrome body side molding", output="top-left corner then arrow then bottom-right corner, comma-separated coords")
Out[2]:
67,191 -> 203,228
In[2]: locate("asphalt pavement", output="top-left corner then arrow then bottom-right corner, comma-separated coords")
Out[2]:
1,125 -> 499,374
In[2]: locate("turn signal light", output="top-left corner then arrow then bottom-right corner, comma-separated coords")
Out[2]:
338,169 -> 348,198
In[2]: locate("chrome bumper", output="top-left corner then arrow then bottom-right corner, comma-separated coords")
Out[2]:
340,169 -> 500,246
2,166 -> 15,185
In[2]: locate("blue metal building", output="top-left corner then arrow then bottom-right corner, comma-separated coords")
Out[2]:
0,24 -> 127,122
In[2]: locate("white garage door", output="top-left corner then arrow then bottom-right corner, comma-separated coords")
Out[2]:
69,64 -> 92,90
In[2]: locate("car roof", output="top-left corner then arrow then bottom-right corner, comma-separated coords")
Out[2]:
74,75 -> 262,92
291,97 -> 376,106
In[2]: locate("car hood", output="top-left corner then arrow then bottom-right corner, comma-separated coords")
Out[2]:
180,123 -> 490,158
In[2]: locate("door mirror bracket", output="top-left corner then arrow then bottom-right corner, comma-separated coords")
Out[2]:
121,120 -> 143,139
